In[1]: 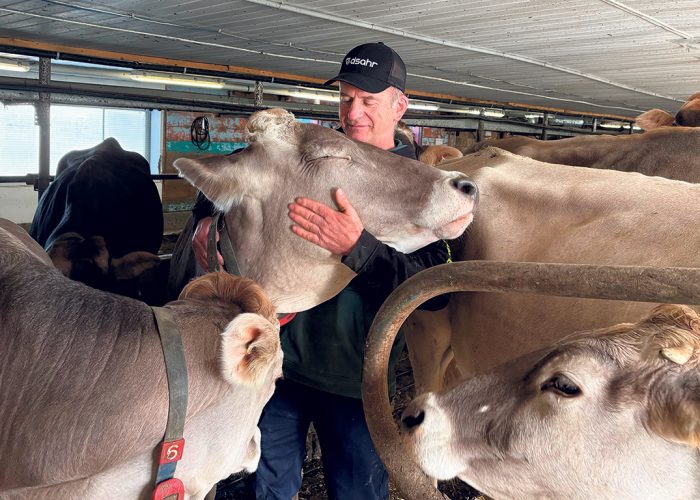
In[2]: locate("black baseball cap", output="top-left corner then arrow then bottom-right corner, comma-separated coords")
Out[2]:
324,42 -> 407,93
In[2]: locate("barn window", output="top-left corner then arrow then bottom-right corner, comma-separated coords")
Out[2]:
0,104 -> 152,176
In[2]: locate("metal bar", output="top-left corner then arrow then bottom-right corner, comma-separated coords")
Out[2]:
362,260 -> 700,500
36,57 -> 51,198
0,174 -> 181,184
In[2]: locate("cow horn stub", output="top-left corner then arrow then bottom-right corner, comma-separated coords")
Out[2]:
245,108 -> 295,143
660,345 -> 694,365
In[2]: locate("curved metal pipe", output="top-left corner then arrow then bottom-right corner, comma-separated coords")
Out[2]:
362,260 -> 700,500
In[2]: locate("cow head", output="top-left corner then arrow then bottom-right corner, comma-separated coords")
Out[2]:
400,304 -> 700,498
174,108 -> 477,312
635,92 -> 700,130
180,272 -> 283,390
47,232 -> 161,297
675,91 -> 700,127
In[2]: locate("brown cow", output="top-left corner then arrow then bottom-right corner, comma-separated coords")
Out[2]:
467,125 -> 700,182
401,304 -> 700,498
0,218 -> 282,499
403,147 -> 700,393
636,91 -> 700,130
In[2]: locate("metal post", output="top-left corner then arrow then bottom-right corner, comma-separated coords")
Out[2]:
592,117 -> 598,133
254,81 -> 264,107
476,119 -> 484,142
542,113 -> 550,140
36,57 -> 51,199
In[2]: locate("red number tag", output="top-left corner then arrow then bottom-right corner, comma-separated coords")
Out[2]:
152,478 -> 185,500
158,438 -> 185,464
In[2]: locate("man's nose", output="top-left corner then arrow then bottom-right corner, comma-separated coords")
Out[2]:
346,100 -> 364,121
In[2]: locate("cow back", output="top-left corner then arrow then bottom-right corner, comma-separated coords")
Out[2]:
30,137 -> 164,258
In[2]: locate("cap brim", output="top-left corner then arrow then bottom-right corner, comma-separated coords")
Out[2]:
324,73 -> 390,93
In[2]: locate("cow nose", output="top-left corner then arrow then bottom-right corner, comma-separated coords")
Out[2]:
401,410 -> 425,432
451,176 -> 478,197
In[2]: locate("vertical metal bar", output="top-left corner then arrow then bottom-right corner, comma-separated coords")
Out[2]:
476,119 -> 484,142
542,113 -> 550,140
254,81 -> 264,107
592,118 -> 598,133
36,57 -> 51,199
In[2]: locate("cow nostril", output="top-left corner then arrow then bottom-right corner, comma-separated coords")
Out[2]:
401,410 -> 425,430
451,177 -> 477,197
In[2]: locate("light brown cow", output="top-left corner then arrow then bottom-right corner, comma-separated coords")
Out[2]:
401,304 -> 700,499
404,148 -> 700,394
173,108 -> 477,313
0,218 -> 283,499
636,91 -> 700,130
467,126 -> 700,182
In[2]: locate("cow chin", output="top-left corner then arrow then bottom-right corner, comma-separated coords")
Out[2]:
434,213 -> 473,240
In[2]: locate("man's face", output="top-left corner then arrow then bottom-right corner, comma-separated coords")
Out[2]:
339,83 -> 408,150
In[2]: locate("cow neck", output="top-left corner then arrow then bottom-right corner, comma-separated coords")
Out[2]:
150,306 -> 188,499
207,211 -> 296,327
208,211 -> 241,276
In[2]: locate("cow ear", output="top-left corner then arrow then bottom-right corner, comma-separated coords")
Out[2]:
174,156 -> 245,213
634,109 -> 674,130
111,251 -> 161,280
220,313 -> 280,386
645,366 -> 700,447
641,305 -> 700,447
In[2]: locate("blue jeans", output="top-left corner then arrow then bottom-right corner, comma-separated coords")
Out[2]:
254,379 -> 388,500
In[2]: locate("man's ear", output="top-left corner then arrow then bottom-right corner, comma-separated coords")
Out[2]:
394,92 -> 409,121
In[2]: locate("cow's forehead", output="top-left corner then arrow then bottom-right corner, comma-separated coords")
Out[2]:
245,108 -> 363,156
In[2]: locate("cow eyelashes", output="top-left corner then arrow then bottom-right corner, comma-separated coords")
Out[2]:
540,374 -> 582,397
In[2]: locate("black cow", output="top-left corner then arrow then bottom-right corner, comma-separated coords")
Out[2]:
30,138 -> 164,301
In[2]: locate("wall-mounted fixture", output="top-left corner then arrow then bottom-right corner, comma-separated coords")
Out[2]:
408,102 -> 440,111
128,71 -> 225,89
482,109 -> 505,118
0,57 -> 31,73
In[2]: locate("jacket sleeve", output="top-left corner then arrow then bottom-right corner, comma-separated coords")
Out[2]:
341,230 -> 451,310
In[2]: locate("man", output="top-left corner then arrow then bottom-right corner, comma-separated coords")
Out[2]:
193,42 -> 450,499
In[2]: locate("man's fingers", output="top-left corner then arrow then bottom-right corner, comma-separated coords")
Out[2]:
294,197 -> 338,218
291,224 -> 321,245
288,211 -> 318,232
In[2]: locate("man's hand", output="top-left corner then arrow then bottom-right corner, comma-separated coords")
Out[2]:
192,216 -> 224,270
288,188 -> 363,255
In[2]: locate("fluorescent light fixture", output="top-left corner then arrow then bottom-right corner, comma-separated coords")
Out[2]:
598,120 -> 625,129
408,102 -> 440,111
0,57 -> 31,73
445,107 -> 482,115
129,71 -> 225,89
482,109 -> 505,118
525,113 -> 543,119
286,90 -> 339,103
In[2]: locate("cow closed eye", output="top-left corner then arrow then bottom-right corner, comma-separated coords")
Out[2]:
541,374 -> 581,397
